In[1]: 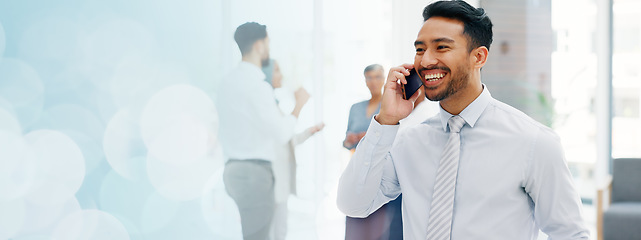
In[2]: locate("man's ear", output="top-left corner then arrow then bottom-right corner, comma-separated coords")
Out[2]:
252,39 -> 265,55
472,46 -> 489,69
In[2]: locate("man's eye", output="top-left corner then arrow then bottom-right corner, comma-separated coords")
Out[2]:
416,48 -> 425,52
437,45 -> 449,50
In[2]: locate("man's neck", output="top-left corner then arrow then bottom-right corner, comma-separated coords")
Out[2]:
439,80 -> 483,115
242,54 -> 262,68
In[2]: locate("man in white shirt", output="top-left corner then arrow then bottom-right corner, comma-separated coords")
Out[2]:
336,1 -> 591,239
217,22 -> 309,240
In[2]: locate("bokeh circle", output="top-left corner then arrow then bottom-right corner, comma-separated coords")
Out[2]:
52,209 -> 130,240
23,130 -> 85,206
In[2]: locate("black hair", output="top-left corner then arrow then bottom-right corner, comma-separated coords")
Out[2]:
363,64 -> 384,75
234,22 -> 267,56
423,0 -> 493,51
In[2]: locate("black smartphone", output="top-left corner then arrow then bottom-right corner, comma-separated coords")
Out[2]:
401,68 -> 423,100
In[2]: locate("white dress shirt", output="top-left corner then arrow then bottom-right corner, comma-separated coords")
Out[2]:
399,97 -> 439,132
216,61 -> 297,162
337,85 -> 590,240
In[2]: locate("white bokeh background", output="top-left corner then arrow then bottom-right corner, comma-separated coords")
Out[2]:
0,0 -> 407,238
0,0 -> 229,239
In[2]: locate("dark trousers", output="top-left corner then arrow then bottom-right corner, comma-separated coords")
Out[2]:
345,195 -> 403,240
223,159 -> 275,240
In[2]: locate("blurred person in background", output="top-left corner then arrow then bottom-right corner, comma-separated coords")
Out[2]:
216,22 -> 310,240
343,64 -> 402,240
343,64 -> 385,152
262,59 -> 324,240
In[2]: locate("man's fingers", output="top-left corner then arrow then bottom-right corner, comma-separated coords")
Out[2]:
390,71 -> 407,85
388,64 -> 414,85
387,67 -> 405,83
401,63 -> 414,72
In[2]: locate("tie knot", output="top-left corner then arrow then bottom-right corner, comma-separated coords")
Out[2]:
448,115 -> 465,133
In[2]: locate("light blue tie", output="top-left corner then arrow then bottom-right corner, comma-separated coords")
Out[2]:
426,115 -> 466,240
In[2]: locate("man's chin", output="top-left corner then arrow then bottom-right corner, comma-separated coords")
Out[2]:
424,87 -> 444,101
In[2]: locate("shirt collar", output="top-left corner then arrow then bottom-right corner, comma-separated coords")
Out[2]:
439,84 -> 492,131
238,61 -> 266,82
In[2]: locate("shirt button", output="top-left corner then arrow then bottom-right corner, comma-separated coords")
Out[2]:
375,131 -> 381,137
364,162 -> 370,166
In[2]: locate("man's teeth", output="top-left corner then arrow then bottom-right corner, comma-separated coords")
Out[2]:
425,73 -> 445,82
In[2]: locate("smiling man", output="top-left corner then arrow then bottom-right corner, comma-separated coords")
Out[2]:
336,1 -> 590,239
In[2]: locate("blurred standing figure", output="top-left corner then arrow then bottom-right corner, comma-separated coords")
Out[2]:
216,22 -> 309,240
343,64 -> 403,240
343,64 -> 385,152
262,59 -> 324,240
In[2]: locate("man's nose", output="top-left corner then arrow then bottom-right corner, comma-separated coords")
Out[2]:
420,52 -> 438,67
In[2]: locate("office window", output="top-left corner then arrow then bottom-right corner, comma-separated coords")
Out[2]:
551,0 -> 598,200
613,0 -> 641,158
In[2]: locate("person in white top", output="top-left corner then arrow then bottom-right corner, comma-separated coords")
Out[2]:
261,59 -> 325,240
216,22 -> 310,240
337,1 -> 590,239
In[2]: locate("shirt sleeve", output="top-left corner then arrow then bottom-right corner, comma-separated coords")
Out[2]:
252,84 -> 297,144
524,129 -> 590,239
337,116 -> 402,218
292,128 -> 313,146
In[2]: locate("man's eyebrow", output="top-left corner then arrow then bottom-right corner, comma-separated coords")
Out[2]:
432,37 -> 455,43
414,38 -> 455,46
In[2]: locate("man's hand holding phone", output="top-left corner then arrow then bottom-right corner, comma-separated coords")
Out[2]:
375,63 -> 422,125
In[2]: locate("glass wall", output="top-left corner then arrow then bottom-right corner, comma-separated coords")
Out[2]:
551,0 -> 599,201
612,0 -> 641,159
